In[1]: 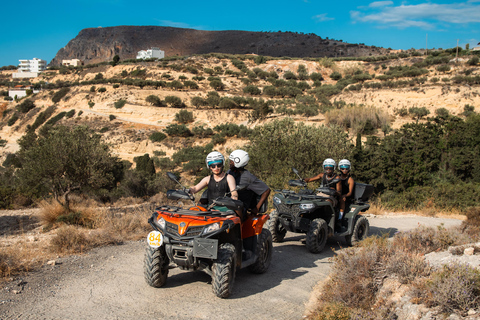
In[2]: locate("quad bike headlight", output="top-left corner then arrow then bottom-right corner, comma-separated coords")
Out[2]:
156,216 -> 166,229
299,203 -> 315,210
203,222 -> 222,234
273,196 -> 282,205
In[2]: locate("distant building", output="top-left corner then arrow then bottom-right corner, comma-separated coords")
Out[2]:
136,47 -> 164,60
62,59 -> 84,67
13,58 -> 46,78
8,85 -> 40,99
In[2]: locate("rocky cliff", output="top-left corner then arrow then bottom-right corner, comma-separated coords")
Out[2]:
50,25 -> 388,65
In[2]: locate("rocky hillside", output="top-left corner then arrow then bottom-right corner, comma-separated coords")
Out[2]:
1,53 -> 479,166
50,26 -> 388,65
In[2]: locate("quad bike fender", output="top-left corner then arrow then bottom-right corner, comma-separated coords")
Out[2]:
344,204 -> 370,234
241,214 -> 270,239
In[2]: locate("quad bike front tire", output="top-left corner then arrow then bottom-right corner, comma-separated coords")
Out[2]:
345,215 -> 370,247
248,229 -> 273,274
144,245 -> 169,288
306,218 -> 328,253
267,210 -> 287,242
212,243 -> 236,298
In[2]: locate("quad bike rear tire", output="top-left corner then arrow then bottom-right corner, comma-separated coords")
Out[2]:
267,210 -> 287,242
345,215 -> 369,247
144,245 -> 169,288
212,243 -> 236,298
248,229 -> 273,274
306,218 -> 328,253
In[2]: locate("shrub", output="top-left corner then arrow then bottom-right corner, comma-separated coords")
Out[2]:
209,79 -> 225,91
146,95 -> 164,107
330,71 -> 342,80
113,84 -> 120,89
165,96 -> 183,108
192,126 -> 214,138
246,118 -> 351,188
283,71 -> 297,80
436,65 -> 451,73
98,87 -> 106,93
66,109 -> 75,118
7,113 -> 19,126
425,263 -> 480,314
175,110 -> 194,124
310,72 -> 324,81
30,105 -> 56,131
467,56 -> 479,66
109,115 -> 116,121
243,85 -> 261,95
17,99 -> 36,113
114,99 -> 126,109
163,124 -> 192,137
191,96 -> 208,108
219,98 -> 238,109
326,105 -> 389,134
88,101 -> 95,108
211,133 -> 226,145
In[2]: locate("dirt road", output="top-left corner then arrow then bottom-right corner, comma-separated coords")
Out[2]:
0,214 -> 462,320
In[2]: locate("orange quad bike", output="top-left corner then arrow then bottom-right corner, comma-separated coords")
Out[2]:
144,172 -> 273,298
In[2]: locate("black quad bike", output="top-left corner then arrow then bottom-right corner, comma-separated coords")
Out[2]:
144,173 -> 272,298
267,168 -> 373,253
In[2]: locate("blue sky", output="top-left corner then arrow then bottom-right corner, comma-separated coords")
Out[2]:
1,0 -> 479,67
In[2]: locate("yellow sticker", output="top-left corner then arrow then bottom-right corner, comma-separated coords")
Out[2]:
147,231 -> 163,248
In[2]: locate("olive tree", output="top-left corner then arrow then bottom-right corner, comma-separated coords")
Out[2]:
246,118 -> 352,188
17,126 -> 123,210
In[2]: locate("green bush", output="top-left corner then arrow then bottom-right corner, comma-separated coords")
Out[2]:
246,118 -> 351,188
30,105 -> 56,131
243,85 -> 261,95
165,96 -> 183,108
209,79 -> 225,91
114,99 -> 126,109
191,96 -> 208,108
192,126 -> 214,138
109,115 -> 116,121
175,110 -> 194,124
163,124 -> 192,137
51,88 -> 70,103
330,71 -> 342,80
149,132 -> 167,142
17,99 -> 36,113
146,95 -> 164,107
98,87 -> 106,93
7,113 -> 19,126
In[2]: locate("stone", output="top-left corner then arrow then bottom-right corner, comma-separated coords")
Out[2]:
47,260 -> 56,266
464,247 -> 475,256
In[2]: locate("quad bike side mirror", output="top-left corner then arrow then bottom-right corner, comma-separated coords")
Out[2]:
233,184 -> 247,192
292,167 -> 303,180
167,172 -> 179,183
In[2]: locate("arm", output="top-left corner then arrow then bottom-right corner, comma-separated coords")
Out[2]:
188,176 -> 209,194
251,188 -> 270,215
335,178 -> 342,197
304,173 -> 323,183
226,175 -> 238,200
345,177 -> 355,198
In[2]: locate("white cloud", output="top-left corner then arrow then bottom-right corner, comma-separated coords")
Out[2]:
313,13 -> 334,22
369,1 -> 393,8
351,2 -> 480,29
157,20 -> 193,29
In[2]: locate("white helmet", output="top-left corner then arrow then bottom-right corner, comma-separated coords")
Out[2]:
229,149 -> 250,168
206,151 -> 225,168
338,159 -> 351,170
323,158 -> 336,170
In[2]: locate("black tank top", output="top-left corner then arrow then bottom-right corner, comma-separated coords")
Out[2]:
321,174 -> 337,190
207,174 -> 230,204
340,176 -> 351,197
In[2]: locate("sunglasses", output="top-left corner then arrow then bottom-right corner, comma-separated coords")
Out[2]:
324,166 -> 334,169
209,164 -> 223,169
340,166 -> 350,170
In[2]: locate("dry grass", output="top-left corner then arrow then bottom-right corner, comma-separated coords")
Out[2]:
311,217 -> 480,319
325,105 -> 390,134
1,198 -> 155,280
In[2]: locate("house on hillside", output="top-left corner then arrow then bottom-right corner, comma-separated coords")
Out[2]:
62,59 -> 84,67
12,58 -> 46,78
136,47 -> 164,60
8,85 -> 40,100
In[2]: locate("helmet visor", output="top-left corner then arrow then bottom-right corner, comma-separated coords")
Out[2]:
324,165 -> 334,170
339,165 -> 350,170
208,160 -> 223,167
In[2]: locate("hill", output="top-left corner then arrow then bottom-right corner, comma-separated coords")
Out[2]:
50,26 -> 389,65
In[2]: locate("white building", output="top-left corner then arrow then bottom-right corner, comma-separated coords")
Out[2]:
8,85 -> 40,99
62,59 -> 83,67
13,58 -> 47,78
136,47 -> 165,60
